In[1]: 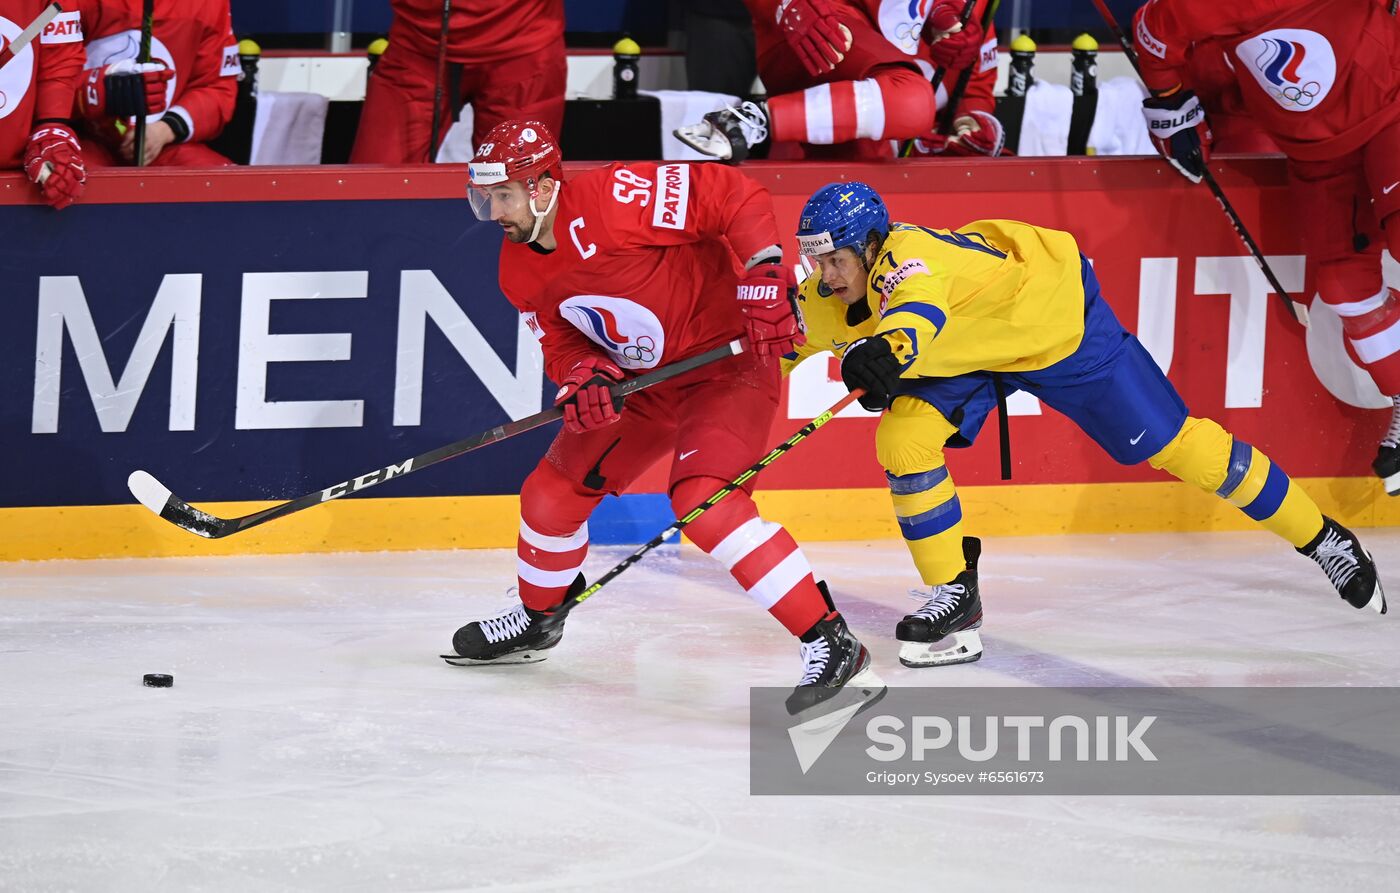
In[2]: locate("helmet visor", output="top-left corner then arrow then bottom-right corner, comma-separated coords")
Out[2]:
467,180 -> 531,223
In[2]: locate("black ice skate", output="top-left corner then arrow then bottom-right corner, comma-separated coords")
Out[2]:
1374,395 -> 1400,497
786,584 -> 886,718
1299,518 -> 1387,614
897,536 -> 984,668
443,574 -> 582,665
673,101 -> 768,163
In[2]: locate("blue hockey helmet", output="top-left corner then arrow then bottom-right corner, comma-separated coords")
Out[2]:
795,182 -> 890,258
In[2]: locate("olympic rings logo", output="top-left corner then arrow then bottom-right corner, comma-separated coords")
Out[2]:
619,336 -> 656,365
1272,81 -> 1321,108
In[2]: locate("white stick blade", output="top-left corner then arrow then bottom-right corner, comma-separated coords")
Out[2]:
127,470 -> 172,515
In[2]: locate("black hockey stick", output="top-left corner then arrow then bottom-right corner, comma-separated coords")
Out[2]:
443,389 -> 863,663
899,0 -> 977,156
428,0 -> 451,162
135,0 -> 154,167
129,339 -> 744,539
1088,0 -> 1309,328
0,3 -> 60,72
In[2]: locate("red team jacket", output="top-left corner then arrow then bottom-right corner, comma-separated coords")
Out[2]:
388,0 -> 564,65
76,0 -> 238,146
1135,0 -> 1400,161
497,163 -> 780,385
0,0 -> 84,167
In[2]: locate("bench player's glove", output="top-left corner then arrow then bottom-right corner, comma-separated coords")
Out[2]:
840,335 -> 901,412
776,0 -> 852,77
78,60 -> 173,119
24,122 -> 85,211
1141,89 -> 1211,184
923,0 -> 983,69
554,356 -> 625,434
737,261 -> 805,356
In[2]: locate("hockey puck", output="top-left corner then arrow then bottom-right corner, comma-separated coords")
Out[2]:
142,673 -> 173,688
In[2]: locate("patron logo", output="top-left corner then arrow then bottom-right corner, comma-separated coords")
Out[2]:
651,164 -> 690,230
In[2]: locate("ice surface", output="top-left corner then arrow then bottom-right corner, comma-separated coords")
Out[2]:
2,530 -> 1399,891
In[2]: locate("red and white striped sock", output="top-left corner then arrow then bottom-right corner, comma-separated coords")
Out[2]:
768,66 -> 934,145
675,480 -> 830,636
1338,287 -> 1400,395
517,518 -> 588,611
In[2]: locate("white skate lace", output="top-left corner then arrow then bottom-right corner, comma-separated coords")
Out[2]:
1383,395 -> 1400,449
797,638 -> 831,686
480,603 -> 533,644
908,584 -> 967,623
1310,528 -> 1359,592
722,101 -> 769,147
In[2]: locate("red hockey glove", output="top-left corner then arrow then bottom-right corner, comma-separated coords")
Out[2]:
1141,89 -> 1211,184
554,357 -> 625,434
944,111 -> 1006,156
78,60 -> 173,120
923,1 -> 983,70
24,122 -> 85,211
775,0 -> 851,77
737,262 -> 805,357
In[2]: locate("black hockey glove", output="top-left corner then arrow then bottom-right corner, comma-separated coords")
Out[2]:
840,336 -> 902,412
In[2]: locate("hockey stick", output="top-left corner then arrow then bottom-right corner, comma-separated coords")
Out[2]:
428,0 -> 451,162
935,0 -> 1002,136
899,0 -> 977,156
0,2 -> 60,72
129,339 -> 744,539
441,388 -> 864,661
1088,0 -> 1309,328
134,0 -> 154,167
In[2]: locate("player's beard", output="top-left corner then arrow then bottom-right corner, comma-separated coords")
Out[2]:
500,218 -> 530,243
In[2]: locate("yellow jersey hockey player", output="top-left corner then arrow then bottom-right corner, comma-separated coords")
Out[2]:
786,182 -> 1387,669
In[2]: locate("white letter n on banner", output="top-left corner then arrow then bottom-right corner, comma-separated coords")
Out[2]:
32,275 -> 202,434
393,270 -> 543,425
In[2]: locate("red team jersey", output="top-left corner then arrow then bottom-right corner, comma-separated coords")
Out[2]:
497,162 -> 780,385
76,0 -> 238,146
0,0 -> 83,167
389,0 -> 565,65
1135,0 -> 1400,161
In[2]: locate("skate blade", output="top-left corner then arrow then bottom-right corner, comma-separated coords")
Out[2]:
671,126 -> 731,160
1357,551 -> 1389,615
1383,470 -> 1400,498
440,651 -> 549,666
788,670 -> 888,732
898,629 -> 984,669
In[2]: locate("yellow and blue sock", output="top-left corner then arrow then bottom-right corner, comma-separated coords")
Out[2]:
1149,416 -> 1323,547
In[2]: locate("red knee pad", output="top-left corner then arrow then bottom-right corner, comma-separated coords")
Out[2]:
1341,288 -> 1400,395
1384,209 -> 1400,264
670,476 -> 758,553
520,457 -> 602,536
871,66 -> 936,139
1316,256 -> 1384,310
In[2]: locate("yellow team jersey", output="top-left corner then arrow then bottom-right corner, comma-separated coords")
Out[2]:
781,220 -> 1089,379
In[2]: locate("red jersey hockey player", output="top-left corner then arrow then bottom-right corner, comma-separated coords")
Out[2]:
676,0 -> 1003,161
447,120 -> 884,711
74,0 -> 237,167
1134,0 -> 1400,495
1,0 -> 86,209
350,0 -> 565,164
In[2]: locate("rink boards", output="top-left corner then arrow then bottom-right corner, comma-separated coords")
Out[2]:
1,159 -> 1396,560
